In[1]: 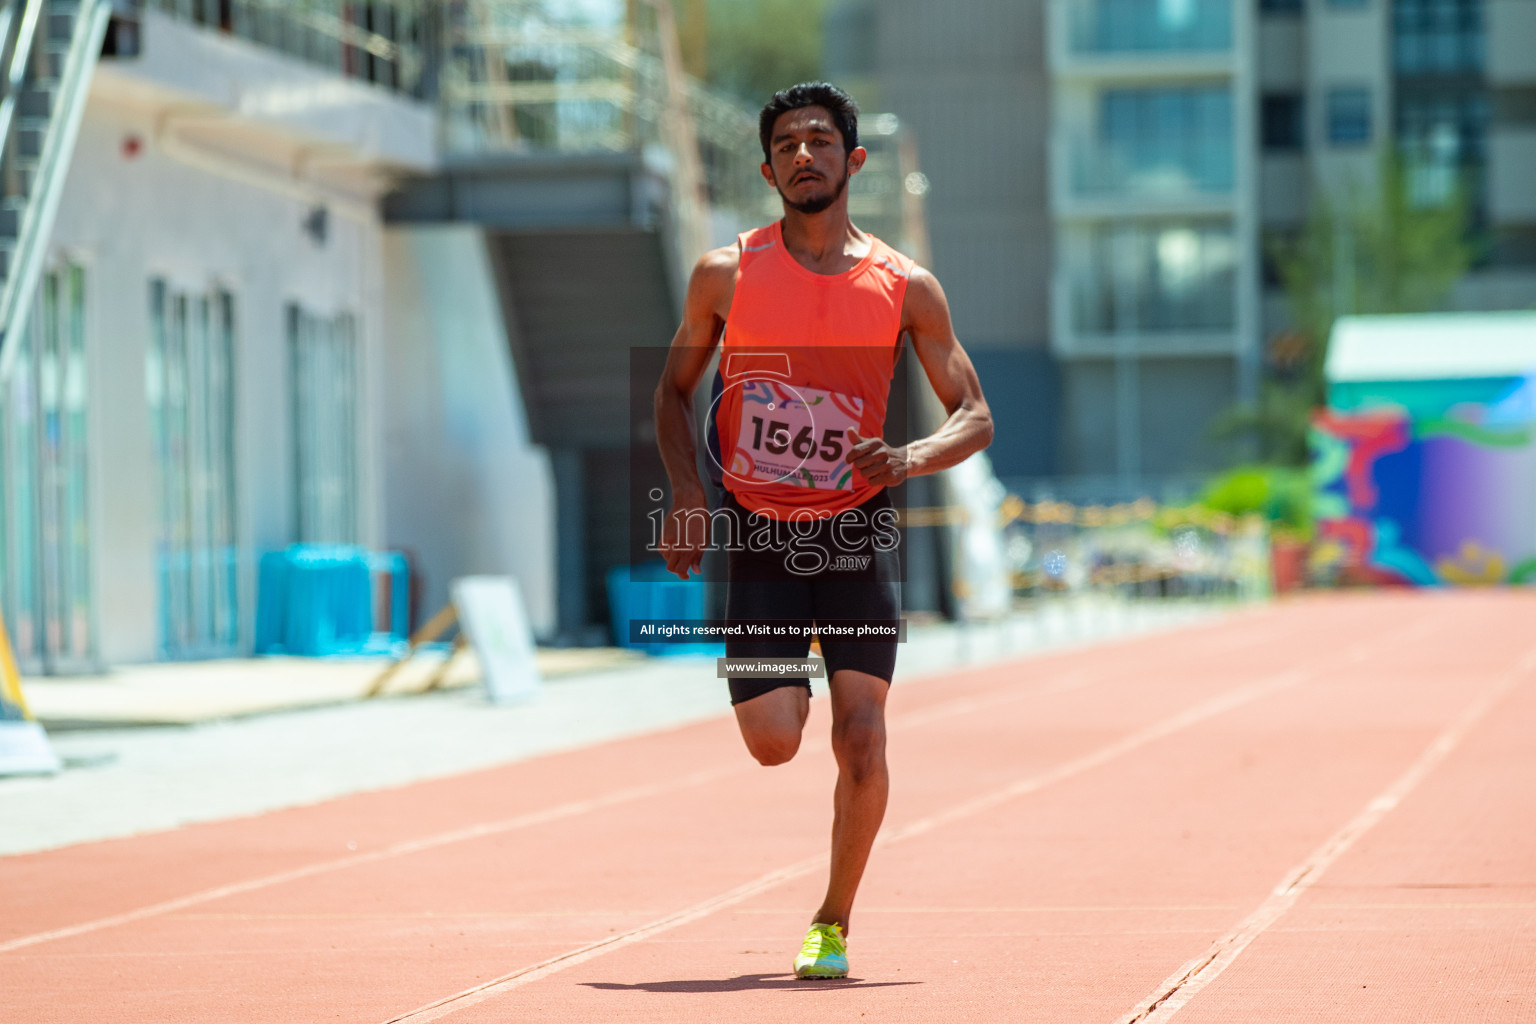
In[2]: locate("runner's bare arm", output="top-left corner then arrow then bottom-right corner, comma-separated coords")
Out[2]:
653,245 -> 738,578
845,266 -> 993,486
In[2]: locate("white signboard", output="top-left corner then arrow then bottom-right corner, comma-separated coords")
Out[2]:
944,451 -> 1013,620
450,576 -> 542,704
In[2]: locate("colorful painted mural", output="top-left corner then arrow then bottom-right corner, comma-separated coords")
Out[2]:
1312,375 -> 1536,586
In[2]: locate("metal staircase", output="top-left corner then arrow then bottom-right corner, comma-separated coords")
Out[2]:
434,0 -> 760,294
0,0 -> 110,382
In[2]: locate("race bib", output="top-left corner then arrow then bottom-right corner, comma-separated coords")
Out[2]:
728,380 -> 864,490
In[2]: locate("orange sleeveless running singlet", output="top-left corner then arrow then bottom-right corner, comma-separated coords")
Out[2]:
715,220 -> 915,520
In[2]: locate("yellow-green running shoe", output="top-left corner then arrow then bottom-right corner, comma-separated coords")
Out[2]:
794,921 -> 849,979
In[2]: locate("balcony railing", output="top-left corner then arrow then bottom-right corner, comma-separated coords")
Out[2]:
1066,0 -> 1232,55
1055,221 -> 1239,351
136,0 -> 931,264
1067,269 -> 1236,334
1065,136 -> 1234,203
437,2 -> 927,257
146,0 -> 429,96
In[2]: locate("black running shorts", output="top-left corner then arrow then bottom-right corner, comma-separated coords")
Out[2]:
722,488 -> 901,705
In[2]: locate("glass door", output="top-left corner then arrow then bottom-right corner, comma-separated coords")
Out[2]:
290,305 -> 359,544
149,280 -> 239,658
0,262 -> 95,674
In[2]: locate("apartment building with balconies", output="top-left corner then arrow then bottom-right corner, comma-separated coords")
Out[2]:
1048,0 -> 1261,480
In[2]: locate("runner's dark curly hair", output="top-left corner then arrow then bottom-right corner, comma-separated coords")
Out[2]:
758,82 -> 860,161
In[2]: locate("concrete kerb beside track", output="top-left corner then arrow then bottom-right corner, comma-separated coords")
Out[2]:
0,595 -> 1233,857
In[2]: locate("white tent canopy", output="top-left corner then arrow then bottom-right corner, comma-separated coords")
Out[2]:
1326,311 -> 1536,383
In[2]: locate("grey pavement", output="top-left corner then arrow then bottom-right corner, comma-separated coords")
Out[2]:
0,597 -> 1233,857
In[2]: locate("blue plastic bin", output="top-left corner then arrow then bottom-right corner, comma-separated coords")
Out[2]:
255,545 -> 409,657
606,563 -> 722,657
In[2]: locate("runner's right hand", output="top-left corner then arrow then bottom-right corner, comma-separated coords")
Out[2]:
660,489 -> 709,579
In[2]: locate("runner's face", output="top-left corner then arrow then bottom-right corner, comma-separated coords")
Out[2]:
761,106 -> 864,215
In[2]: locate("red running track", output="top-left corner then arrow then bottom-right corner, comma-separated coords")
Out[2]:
5,591 -> 1536,1023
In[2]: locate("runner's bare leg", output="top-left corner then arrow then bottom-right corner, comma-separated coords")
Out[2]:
734,685 -> 811,765
813,669 -> 889,935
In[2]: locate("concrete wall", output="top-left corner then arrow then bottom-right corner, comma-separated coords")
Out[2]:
1487,0 -> 1536,87
869,0 -> 1053,353
967,349 -> 1061,477
1305,0 -> 1391,195
1061,357 -> 1236,476
380,227 -> 556,639
1488,127 -> 1536,225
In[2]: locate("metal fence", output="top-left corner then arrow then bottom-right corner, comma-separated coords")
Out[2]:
912,491 -> 1272,606
999,496 -> 1270,600
147,0 -> 430,96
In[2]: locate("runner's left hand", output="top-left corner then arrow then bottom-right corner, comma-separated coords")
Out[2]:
845,429 -> 910,487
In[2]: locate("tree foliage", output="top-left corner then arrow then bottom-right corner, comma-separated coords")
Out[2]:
1200,464 -> 1314,537
685,0 -> 829,107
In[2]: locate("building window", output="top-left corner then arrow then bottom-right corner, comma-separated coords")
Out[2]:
1326,87 -> 1373,144
1071,222 -> 1238,334
1259,0 -> 1303,16
1394,0 -> 1484,75
1073,0 -> 1234,52
1261,94 -> 1306,150
1398,91 -> 1489,209
2,262 -> 94,673
289,305 -> 359,545
1088,88 -> 1234,195
148,280 -> 239,658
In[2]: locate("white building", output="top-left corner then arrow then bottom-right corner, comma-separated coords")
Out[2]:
0,1 -> 557,671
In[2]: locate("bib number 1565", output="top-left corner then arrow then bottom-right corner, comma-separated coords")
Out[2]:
748,419 -> 845,462
729,380 -> 864,490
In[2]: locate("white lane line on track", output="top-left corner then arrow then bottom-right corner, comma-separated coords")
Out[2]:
380,665 -> 1319,1023
0,767 -> 740,956
1114,644 -> 1536,1024
822,613 -> 1300,750
0,646 -> 1178,957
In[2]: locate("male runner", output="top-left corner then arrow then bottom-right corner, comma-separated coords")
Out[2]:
653,82 -> 993,979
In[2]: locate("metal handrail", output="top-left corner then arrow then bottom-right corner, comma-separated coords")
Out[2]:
0,0 -> 112,383
225,0 -> 421,72
0,0 -> 46,182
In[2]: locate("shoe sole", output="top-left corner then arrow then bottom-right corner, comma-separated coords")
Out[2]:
795,965 -> 849,979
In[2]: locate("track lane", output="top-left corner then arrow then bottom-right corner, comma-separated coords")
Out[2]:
408,595 -> 1520,1023
0,603 -> 1302,951
6,593 -> 1525,1024
1170,624 -> 1536,1023
0,603 -> 1328,1022
1116,645 -> 1536,1022
369,598 -> 1453,1022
